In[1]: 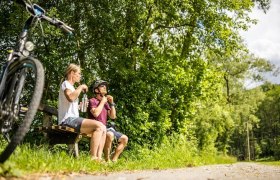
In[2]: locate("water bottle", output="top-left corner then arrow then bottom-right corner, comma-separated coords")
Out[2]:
81,94 -> 88,112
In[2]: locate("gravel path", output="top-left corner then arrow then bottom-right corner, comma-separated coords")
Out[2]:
64,162 -> 280,180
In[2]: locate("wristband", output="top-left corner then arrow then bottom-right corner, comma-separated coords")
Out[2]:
110,102 -> 116,107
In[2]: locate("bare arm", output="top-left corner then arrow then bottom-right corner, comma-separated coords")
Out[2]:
108,106 -> 116,119
64,84 -> 87,102
107,95 -> 116,119
90,96 -> 107,118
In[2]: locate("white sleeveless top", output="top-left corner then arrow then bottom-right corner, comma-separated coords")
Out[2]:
58,80 -> 79,124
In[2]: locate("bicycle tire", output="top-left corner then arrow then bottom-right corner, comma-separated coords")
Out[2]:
0,57 -> 44,163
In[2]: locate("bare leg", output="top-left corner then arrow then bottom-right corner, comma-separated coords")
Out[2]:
97,128 -> 106,159
80,119 -> 105,160
112,135 -> 128,162
90,129 -> 102,159
104,131 -> 114,161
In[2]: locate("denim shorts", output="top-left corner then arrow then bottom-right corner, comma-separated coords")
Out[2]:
61,117 -> 84,132
107,127 -> 123,140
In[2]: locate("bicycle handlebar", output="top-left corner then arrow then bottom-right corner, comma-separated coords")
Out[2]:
41,15 -> 74,34
17,0 -> 74,35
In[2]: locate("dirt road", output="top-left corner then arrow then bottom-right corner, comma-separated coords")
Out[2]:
63,162 -> 280,180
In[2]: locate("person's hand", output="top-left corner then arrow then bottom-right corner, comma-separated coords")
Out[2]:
80,84 -> 88,93
101,95 -> 108,103
107,95 -> 114,104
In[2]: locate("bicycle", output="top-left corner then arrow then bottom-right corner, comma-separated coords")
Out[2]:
0,0 -> 73,163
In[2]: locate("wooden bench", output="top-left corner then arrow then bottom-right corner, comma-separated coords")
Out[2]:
36,104 -> 89,157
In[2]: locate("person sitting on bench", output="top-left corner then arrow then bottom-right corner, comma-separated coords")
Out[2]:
58,64 -> 106,161
88,80 -> 128,162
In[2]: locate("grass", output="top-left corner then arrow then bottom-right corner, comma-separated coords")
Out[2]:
255,157 -> 280,166
0,140 -> 237,178
258,161 -> 280,166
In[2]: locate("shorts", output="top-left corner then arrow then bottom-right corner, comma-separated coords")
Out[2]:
61,117 -> 84,132
107,127 -> 123,140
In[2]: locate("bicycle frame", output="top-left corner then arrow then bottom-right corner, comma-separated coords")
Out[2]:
1,0 -> 73,127
0,17 -> 33,91
0,2 -> 50,105
0,0 -> 73,163
0,15 -> 37,131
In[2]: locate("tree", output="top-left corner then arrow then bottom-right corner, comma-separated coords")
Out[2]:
255,83 -> 280,159
0,0 -> 276,155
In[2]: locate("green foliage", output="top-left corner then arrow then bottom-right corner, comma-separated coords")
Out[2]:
1,0 -> 278,165
254,83 -> 280,160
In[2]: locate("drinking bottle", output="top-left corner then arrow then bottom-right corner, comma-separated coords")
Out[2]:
81,94 -> 88,112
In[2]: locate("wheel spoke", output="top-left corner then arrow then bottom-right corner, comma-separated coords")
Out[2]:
0,57 -> 44,163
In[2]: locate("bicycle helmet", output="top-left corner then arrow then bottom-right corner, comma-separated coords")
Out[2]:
91,80 -> 108,92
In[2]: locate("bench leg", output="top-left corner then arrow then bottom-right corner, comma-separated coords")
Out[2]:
68,143 -> 79,158
68,134 -> 83,158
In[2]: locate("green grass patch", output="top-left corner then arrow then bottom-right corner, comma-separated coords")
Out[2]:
257,161 -> 280,166
255,158 -> 280,166
0,139 -> 236,178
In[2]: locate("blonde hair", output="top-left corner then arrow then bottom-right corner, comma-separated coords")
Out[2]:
64,63 -> 80,79
60,63 -> 81,85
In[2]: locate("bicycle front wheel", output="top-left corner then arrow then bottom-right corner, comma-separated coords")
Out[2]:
0,57 -> 44,163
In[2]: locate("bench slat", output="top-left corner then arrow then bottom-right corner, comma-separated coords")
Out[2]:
38,104 -> 58,116
36,125 -> 78,133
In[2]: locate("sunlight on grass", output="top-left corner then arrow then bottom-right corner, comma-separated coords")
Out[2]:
256,159 -> 280,166
0,138 -> 237,178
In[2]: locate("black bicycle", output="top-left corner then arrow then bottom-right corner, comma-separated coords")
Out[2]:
0,0 -> 73,163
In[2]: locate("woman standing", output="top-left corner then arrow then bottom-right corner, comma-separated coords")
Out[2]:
58,63 -> 106,161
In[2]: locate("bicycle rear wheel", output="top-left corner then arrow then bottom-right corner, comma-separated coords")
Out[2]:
0,57 -> 44,163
